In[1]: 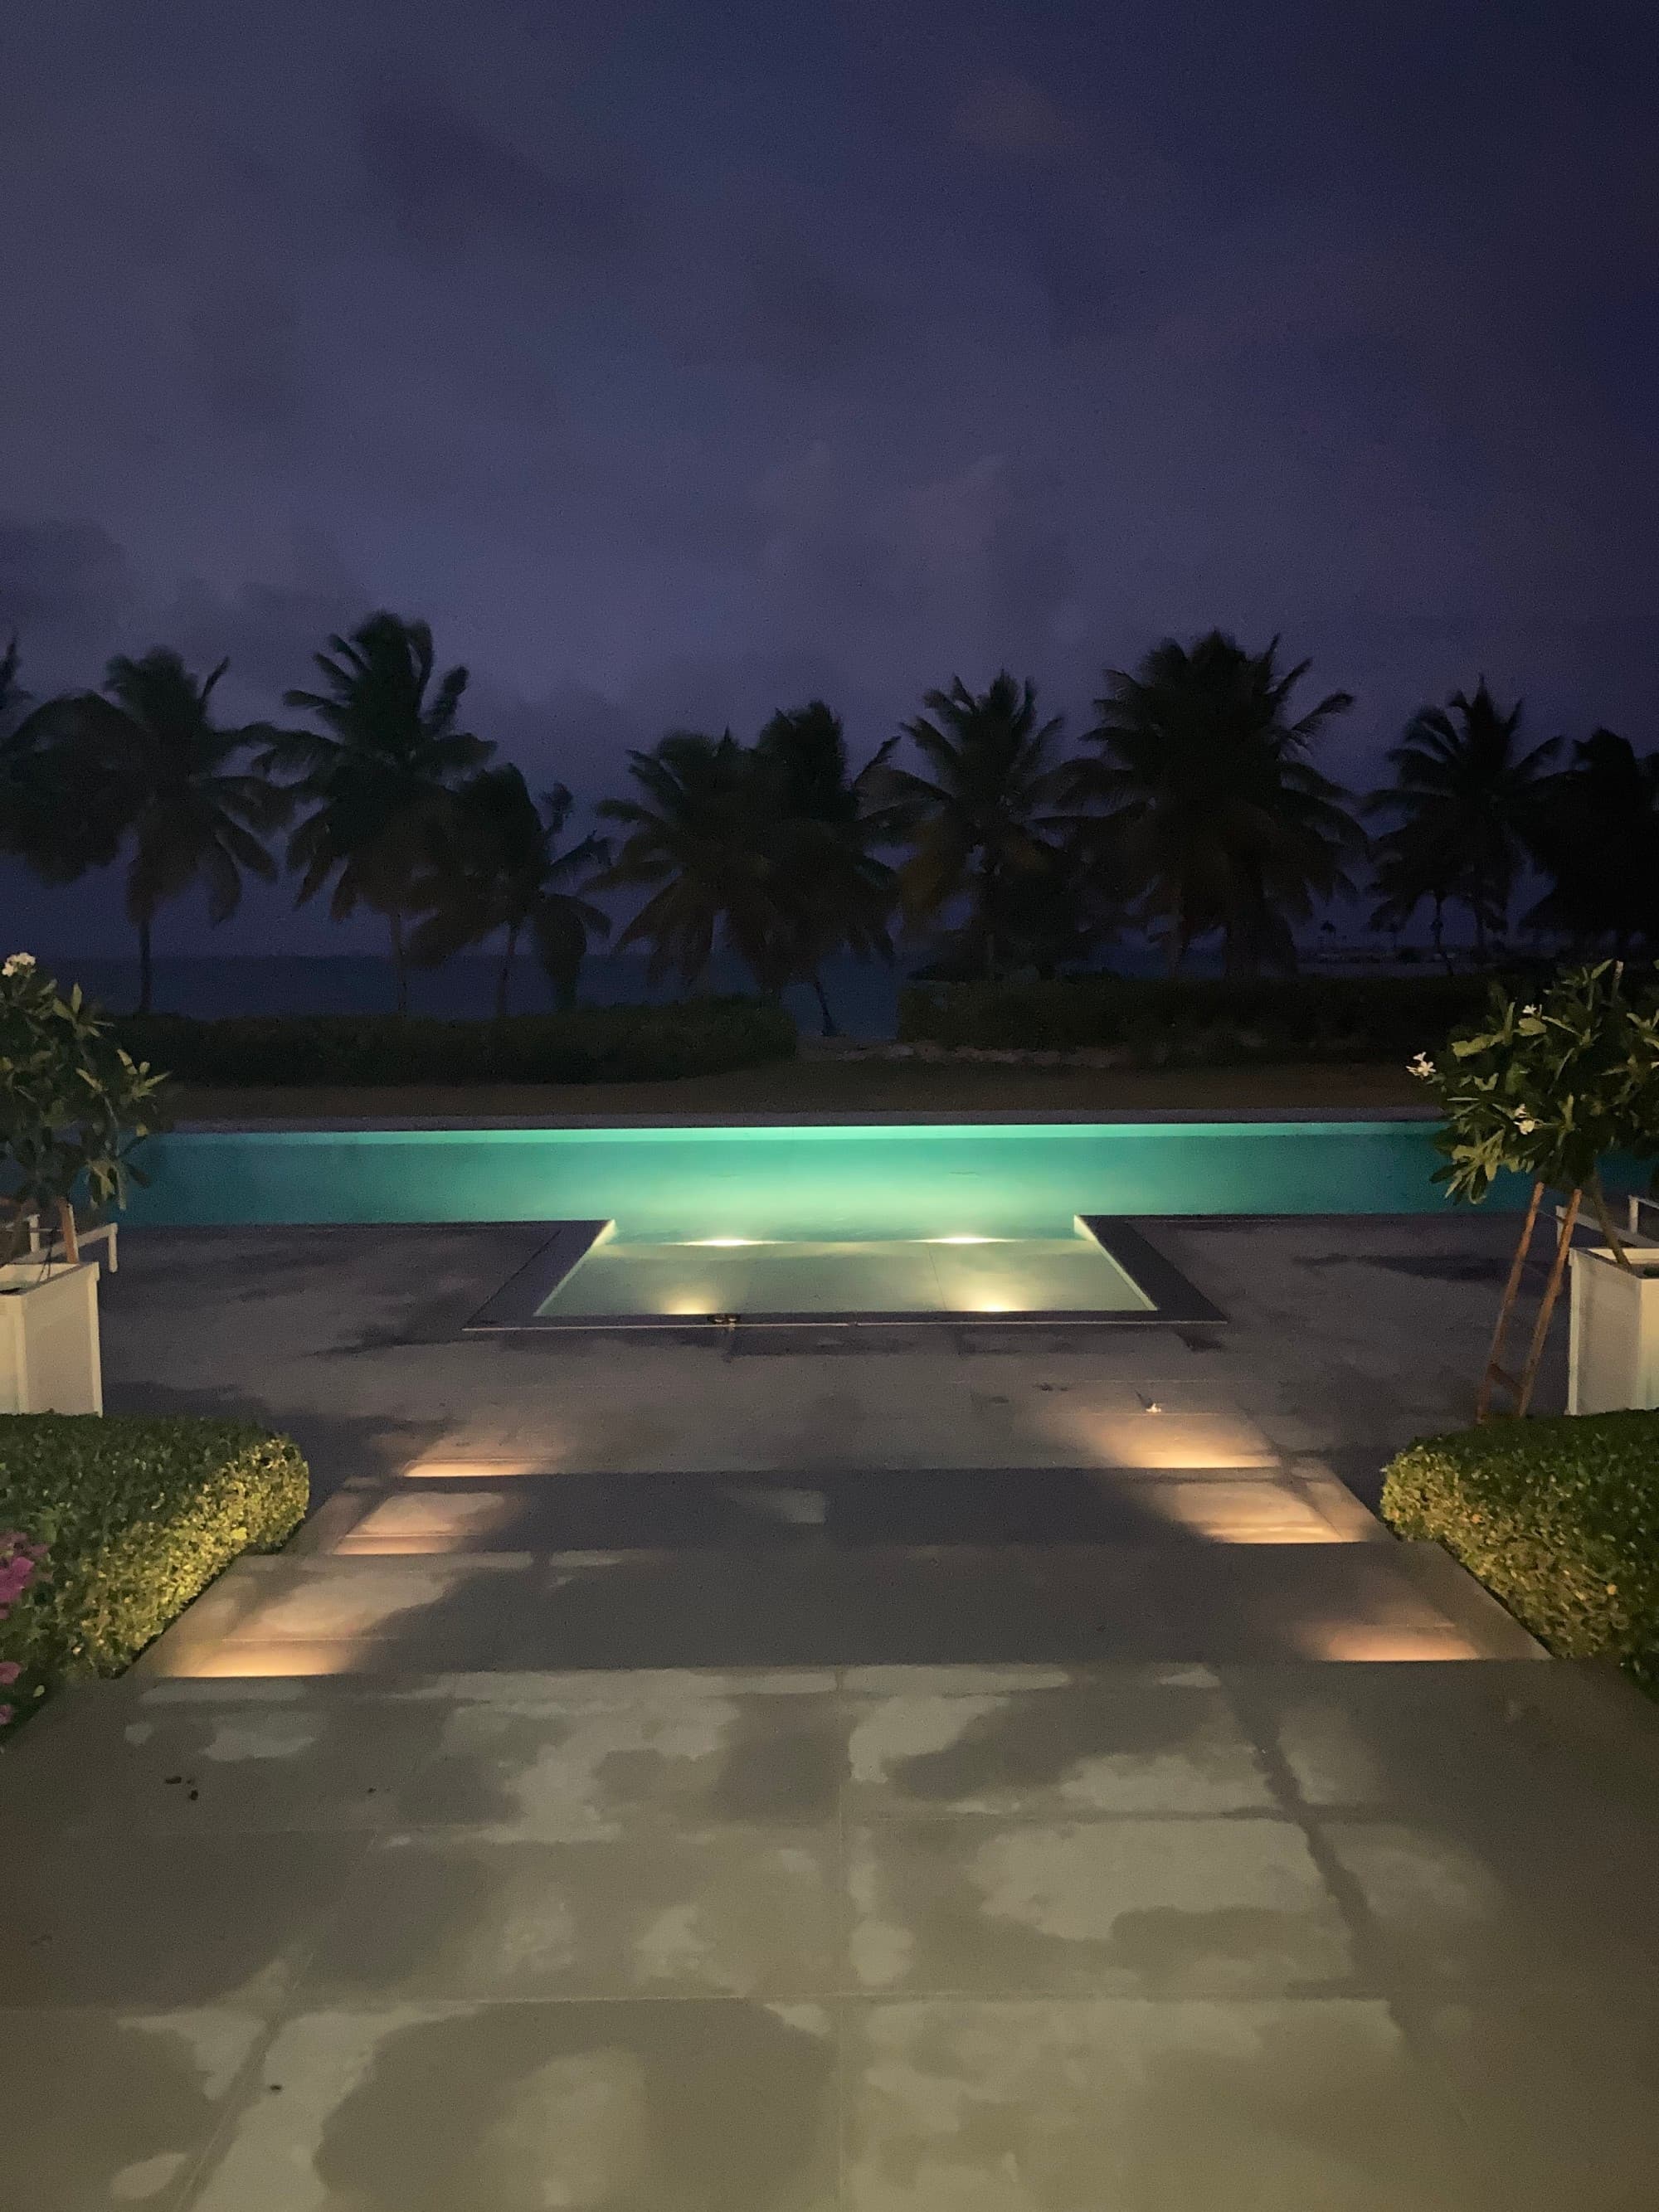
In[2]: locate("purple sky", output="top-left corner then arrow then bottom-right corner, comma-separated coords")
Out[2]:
3,0 -> 1657,955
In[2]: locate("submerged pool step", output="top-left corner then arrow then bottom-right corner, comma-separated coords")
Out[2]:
140,1534 -> 1539,1678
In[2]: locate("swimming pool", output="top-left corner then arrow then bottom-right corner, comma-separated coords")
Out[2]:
125,1116 -> 1507,1237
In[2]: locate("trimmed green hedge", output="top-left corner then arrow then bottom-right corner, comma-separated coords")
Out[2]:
114,997 -> 797,1087
898,975 -> 1503,1063
0,1416 -> 308,1719
1382,1411 -> 1659,1691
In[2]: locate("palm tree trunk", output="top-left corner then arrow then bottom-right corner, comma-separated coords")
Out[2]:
1165,911 -> 1191,978
389,909 -> 409,1016
1432,898 -> 1451,976
496,925 -> 518,1021
135,914 -> 153,1015
810,970 -> 839,1037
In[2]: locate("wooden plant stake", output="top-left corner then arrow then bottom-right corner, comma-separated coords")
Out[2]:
55,1196 -> 80,1265
1477,1181 -> 1579,1420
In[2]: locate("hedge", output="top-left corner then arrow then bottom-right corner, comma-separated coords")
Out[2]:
1381,1411 -> 1659,1692
0,1416 -> 308,1723
113,997 -> 797,1087
898,975 -> 1506,1064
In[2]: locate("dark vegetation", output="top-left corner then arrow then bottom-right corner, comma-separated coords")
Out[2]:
4,618 -> 1656,1033
1384,1411 -> 1659,1694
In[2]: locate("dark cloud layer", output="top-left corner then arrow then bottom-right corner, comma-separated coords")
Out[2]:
2,0 -> 1657,951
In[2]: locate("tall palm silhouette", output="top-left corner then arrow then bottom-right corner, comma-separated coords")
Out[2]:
597,731 -> 787,991
874,672 -> 1068,981
1524,728 -> 1659,954
1073,632 -> 1361,975
11,649 -> 289,1010
266,613 -> 493,1013
1,635 -> 138,892
1365,679 -> 1558,961
408,767 -> 610,1015
753,702 -> 897,1033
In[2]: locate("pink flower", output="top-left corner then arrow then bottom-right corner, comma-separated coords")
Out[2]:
0,1660 -> 18,1686
0,1706 -> 12,1728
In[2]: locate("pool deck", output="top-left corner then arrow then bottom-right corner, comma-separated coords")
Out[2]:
5,1211 -> 1659,2207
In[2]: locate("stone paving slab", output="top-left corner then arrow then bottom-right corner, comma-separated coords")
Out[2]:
4,1664 -> 1659,2208
312,1460 -> 1374,1553
136,1539 -> 1511,1678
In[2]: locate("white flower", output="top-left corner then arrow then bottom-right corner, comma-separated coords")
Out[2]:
1520,1004 -> 1540,1017
1515,1114 -> 1537,1135
1,951 -> 36,976
1408,1052 -> 1436,1077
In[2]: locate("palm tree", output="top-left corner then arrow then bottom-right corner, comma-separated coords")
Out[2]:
407,767 -> 611,1015
753,702 -> 897,1033
1523,728 -> 1659,954
873,672 -> 1068,981
596,731 -> 788,991
265,613 -> 493,1013
1365,679 -> 1558,963
1368,828 -> 1462,974
7,649 -> 290,1011
1072,632 -> 1361,975
0,638 -> 132,888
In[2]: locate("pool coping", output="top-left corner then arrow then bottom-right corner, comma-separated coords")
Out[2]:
174,1106 -> 1441,1133
461,1216 -> 1227,1335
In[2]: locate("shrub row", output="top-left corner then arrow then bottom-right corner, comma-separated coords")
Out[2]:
1381,1410 -> 1659,1692
114,996 -> 798,1087
898,975 -> 1502,1063
0,1415 -> 308,1721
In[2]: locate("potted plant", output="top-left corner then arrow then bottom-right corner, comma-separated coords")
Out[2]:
0,953 -> 169,1412
1411,960 -> 1659,1417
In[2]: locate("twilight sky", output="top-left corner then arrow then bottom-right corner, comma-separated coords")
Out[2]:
3,0 -> 1657,953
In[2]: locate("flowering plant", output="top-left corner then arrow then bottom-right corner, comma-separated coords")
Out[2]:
1411,961 -> 1659,1257
1,955 -> 170,1266
0,1529 -> 48,1728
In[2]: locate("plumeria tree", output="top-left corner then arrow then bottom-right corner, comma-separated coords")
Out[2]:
0,953 -> 171,1265
1411,961 -> 1659,1412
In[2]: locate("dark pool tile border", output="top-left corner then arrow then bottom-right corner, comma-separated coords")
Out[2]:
464,1218 -> 1224,1335
464,1220 -> 611,1327
1079,1218 -> 1226,1328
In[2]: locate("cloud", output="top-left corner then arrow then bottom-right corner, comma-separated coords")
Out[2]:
0,516 -> 137,678
358,93 -> 644,267
153,531 -> 372,713
737,227 -> 884,381
187,273 -> 304,434
952,73 -> 1078,158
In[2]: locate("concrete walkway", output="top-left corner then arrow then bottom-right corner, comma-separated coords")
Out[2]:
4,1220 -> 1659,2206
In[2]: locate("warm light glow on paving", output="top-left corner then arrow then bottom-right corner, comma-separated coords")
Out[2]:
1292,1623 -> 1483,1660
684,1237 -> 765,1247
926,1234 -> 1000,1245
403,1456 -> 551,1480
154,1640 -> 362,1678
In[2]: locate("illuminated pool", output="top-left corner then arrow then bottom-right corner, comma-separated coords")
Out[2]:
126,1117 -> 1499,1237
533,1225 -> 1155,1323
128,1118 -> 1517,1327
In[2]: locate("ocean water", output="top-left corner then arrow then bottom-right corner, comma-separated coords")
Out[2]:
42,951 -> 909,1034
38,944 -> 1247,1038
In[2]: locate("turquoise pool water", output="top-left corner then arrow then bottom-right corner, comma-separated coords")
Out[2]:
123,1118 -> 1512,1237
536,1228 -> 1154,1320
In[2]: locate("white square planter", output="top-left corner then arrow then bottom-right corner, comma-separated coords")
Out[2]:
1567,1245 -> 1659,1415
0,1259 -> 103,1414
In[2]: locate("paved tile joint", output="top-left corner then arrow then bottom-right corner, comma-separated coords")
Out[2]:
0,1217 -> 1655,2208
